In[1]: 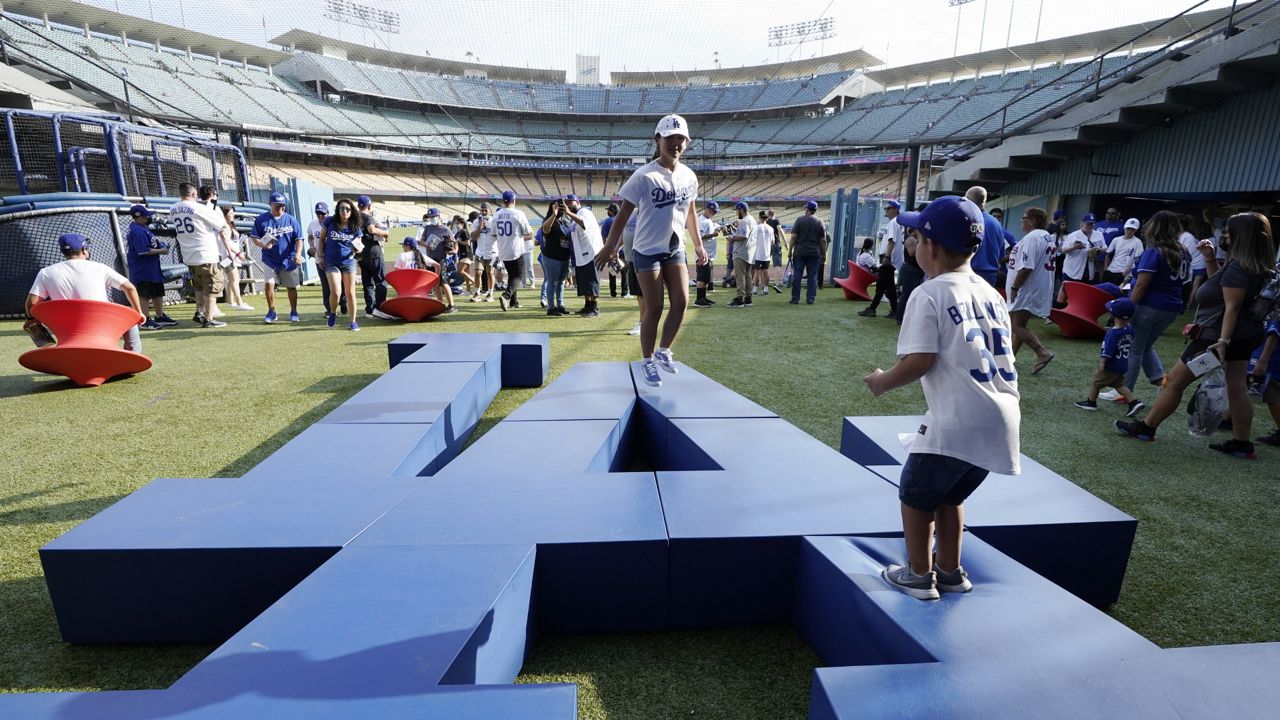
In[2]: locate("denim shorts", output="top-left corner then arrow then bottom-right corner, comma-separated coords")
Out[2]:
324,259 -> 356,275
898,453 -> 989,512
630,247 -> 687,273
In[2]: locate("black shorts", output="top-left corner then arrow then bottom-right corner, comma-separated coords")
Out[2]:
1182,333 -> 1264,364
135,280 -> 166,299
753,260 -> 770,270
626,260 -> 642,297
898,452 -> 989,513
575,262 -> 600,297
695,262 -> 712,285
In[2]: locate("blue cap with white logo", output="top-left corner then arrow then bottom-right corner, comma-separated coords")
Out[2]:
502,190 -> 517,203
895,196 -> 985,252
268,192 -> 287,206
1082,213 -> 1096,223
403,237 -> 416,247
734,201 -> 749,211
886,200 -> 901,210
426,208 -> 440,217
129,204 -> 154,218
564,193 -> 578,202
706,201 -> 719,212
314,201 -> 329,214
1105,297 -> 1135,319
805,200 -> 818,211
59,233 -> 89,252
357,195 -> 372,208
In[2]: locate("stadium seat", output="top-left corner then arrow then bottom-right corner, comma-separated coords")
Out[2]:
379,268 -> 448,322
18,299 -> 150,387
833,261 -> 877,301
1049,280 -> 1110,339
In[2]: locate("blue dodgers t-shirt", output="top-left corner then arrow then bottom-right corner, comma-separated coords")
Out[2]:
1134,247 -> 1190,312
1100,325 -> 1135,374
1095,221 -> 1124,249
972,212 -> 1006,278
599,216 -> 615,243
126,223 -> 165,284
1265,321 -> 1280,378
253,212 -> 304,271
322,218 -> 362,265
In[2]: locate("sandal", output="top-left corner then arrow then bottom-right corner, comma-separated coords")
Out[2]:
1032,353 -> 1056,375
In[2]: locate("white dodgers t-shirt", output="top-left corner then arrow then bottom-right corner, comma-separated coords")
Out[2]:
1061,229 -> 1103,280
752,223 -> 774,263
169,199 -> 226,266
1180,231 -> 1205,272
471,215 -> 497,260
569,207 -> 604,267
697,216 -> 718,260
885,217 -> 905,269
617,160 -> 698,257
897,271 -> 1021,475
1107,235 -> 1144,275
1007,229 -> 1057,318
491,207 -> 533,263
29,259 -> 128,302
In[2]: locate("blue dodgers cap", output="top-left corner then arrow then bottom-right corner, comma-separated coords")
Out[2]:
426,207 -> 440,217
314,201 -> 329,214
734,201 -> 749,211
1094,282 -> 1124,299
1053,209 -> 1067,221
58,233 -> 89,252
268,192 -> 287,206
402,237 -> 416,247
357,195 -> 372,207
1106,297 -> 1135,319
895,195 -> 984,252
1082,213 -> 1097,223
501,190 -> 517,203
805,200 -> 818,211
886,200 -> 901,210
564,193 -> 578,202
129,204 -> 154,218
705,200 -> 719,212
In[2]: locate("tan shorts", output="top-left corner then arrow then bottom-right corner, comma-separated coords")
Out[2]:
188,263 -> 225,295
1090,367 -> 1127,393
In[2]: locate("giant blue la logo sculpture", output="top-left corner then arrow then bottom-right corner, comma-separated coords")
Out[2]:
5,332 -> 1277,719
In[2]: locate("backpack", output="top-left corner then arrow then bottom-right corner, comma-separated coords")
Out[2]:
1249,271 -> 1280,321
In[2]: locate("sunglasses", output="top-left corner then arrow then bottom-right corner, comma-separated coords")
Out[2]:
337,207 -> 352,213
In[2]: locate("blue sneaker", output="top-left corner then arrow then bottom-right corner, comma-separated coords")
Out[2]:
326,313 -> 336,328
263,309 -> 277,324
289,311 -> 300,323
349,322 -> 360,332
654,349 -> 678,375
641,359 -> 662,388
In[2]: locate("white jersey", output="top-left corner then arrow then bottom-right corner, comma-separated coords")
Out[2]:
393,250 -> 437,270
491,207 -> 534,263
1060,229 -> 1104,280
697,215 -> 718,260
885,217 -> 905,269
569,207 -> 604,267
170,199 -> 226,266
617,159 -> 698,256
1180,231 -> 1205,272
29,259 -> 128,302
471,215 -> 497,260
1106,235 -> 1144,275
897,271 -> 1021,476
1007,229 -> 1057,318
752,223 -> 774,263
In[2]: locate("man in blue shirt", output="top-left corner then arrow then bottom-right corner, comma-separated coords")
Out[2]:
250,192 -> 304,323
126,204 -> 179,330
964,186 -> 1005,288
1092,207 -> 1125,280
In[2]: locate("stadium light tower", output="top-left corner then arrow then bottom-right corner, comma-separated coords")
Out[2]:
948,0 -> 990,57
324,0 -> 401,48
767,18 -> 836,59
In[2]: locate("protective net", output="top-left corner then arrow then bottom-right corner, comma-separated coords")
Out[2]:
0,207 -> 126,317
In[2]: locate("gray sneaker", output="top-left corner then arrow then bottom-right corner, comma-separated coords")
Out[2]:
934,565 -> 973,593
881,563 -> 939,600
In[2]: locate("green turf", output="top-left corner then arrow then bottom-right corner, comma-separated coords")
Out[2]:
2,278 -> 1277,715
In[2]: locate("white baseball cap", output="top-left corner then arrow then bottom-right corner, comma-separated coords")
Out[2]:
655,114 -> 690,140
1124,218 -> 1141,230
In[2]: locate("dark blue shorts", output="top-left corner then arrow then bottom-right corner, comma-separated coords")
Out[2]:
897,453 -> 989,512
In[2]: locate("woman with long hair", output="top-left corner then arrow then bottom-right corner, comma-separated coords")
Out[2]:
1117,212 -> 1276,458
219,205 -> 253,311
1121,210 -> 1190,394
595,114 -> 709,387
318,198 -> 363,331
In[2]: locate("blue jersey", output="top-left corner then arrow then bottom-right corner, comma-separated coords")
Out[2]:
126,222 -> 166,284
599,216 -> 615,242
1100,325 -> 1134,375
1134,247 -> 1190,312
1095,221 -> 1124,249
972,212 -> 1006,278
322,219 -> 362,265
253,212 -> 304,271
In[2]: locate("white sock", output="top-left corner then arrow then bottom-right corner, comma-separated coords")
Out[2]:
656,347 -> 670,356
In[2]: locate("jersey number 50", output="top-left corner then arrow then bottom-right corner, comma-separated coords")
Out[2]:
967,327 -> 1017,383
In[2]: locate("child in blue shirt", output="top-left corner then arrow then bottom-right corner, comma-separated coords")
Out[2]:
125,204 -> 178,330
1252,320 -> 1280,446
1075,298 -> 1144,416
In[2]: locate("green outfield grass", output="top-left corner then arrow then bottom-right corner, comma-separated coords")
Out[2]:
1,278 -> 1277,718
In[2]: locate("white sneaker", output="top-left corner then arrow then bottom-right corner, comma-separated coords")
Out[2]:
627,322 -> 642,336
234,303 -> 255,311
483,294 -> 494,302
1098,389 -> 1120,401
654,350 -> 678,374
371,308 -> 396,320
211,307 -> 225,318
621,294 -> 633,299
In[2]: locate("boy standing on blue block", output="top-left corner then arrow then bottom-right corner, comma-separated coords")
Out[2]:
864,196 -> 1021,600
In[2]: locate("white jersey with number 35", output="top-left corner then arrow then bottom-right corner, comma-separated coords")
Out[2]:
897,271 -> 1021,476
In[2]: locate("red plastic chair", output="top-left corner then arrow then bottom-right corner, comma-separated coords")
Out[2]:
1049,280 -> 1111,339
18,299 -> 150,387
380,269 -> 448,322
833,260 -> 877,302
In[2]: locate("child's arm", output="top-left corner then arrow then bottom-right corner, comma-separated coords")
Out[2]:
1254,334 -> 1278,383
864,353 -> 936,398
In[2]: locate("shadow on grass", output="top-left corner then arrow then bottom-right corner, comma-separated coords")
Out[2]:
0,495 -> 124,526
0,575 -> 213,692
213,373 -> 380,477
